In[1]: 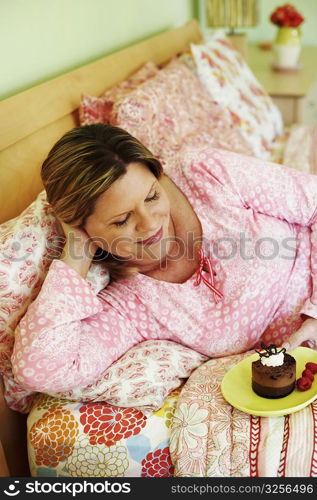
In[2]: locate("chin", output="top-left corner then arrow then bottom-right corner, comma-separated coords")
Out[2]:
135,245 -> 169,270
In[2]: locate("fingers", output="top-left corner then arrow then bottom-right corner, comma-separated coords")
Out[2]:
282,320 -> 317,350
282,329 -> 308,351
54,217 -> 65,238
56,218 -> 100,256
59,220 -> 89,242
307,339 -> 317,350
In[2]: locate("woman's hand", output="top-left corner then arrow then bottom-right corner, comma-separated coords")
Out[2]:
58,219 -> 99,278
282,317 -> 317,350
59,220 -> 94,247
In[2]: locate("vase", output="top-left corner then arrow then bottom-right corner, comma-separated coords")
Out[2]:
272,27 -> 301,70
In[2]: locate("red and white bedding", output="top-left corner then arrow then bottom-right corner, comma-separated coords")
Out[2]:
283,124 -> 317,175
2,31 -> 317,479
170,352 -> 317,477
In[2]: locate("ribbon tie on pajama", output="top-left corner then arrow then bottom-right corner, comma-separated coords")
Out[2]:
194,247 -> 223,303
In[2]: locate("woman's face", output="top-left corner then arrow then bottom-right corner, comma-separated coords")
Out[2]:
84,162 -> 175,271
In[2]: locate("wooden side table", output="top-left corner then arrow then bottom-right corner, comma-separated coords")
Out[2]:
248,45 -> 317,125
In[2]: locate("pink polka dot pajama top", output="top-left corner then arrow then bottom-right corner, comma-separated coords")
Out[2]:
12,146 -> 317,393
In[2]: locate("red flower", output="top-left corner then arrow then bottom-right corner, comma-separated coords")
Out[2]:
79,403 -> 147,446
270,4 -> 304,28
141,446 -> 174,477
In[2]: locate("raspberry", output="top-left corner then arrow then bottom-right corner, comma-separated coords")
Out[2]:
305,362 -> 317,374
302,369 -> 314,381
297,377 -> 312,391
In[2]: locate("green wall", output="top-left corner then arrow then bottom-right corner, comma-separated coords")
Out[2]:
3,1 -> 315,101
197,0 -> 317,46
1,0 -> 193,100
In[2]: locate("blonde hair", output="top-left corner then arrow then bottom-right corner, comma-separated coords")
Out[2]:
41,124 -> 163,281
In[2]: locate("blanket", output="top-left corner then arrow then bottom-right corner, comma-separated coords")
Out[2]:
170,352 -> 317,477
283,124 -> 317,175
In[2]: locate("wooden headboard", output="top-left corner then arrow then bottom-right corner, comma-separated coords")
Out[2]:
0,19 -> 202,225
0,19 -> 202,476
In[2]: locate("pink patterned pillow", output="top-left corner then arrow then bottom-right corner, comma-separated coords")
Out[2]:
51,340 -> 208,413
190,36 -> 284,159
0,191 -> 110,412
108,59 -> 252,161
177,51 -> 197,74
282,124 -> 317,174
79,61 -> 158,125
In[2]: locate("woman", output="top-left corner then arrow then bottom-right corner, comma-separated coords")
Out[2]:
12,124 -> 317,394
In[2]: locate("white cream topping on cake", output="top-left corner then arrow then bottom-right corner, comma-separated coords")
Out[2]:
261,351 -> 284,367
256,343 -> 286,367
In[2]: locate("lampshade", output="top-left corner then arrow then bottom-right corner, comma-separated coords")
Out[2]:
205,0 -> 259,60
206,0 -> 259,30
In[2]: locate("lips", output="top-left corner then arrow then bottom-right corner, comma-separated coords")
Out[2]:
137,226 -> 163,246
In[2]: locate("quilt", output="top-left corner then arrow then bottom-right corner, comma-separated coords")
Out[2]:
27,388 -> 181,477
170,352 -> 317,477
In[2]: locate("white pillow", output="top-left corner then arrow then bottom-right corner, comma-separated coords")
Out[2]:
191,35 -> 284,159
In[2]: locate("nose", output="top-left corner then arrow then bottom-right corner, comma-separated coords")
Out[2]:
136,208 -> 158,235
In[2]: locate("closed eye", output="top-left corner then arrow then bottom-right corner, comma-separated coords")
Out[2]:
113,213 -> 131,227
113,190 -> 160,227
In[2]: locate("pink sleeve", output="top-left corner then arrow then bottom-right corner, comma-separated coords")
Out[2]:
12,260 -> 140,393
195,147 -> 317,318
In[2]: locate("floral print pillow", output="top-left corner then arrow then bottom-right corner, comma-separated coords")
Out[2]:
79,61 -> 158,126
50,340 -> 208,413
27,388 -> 181,477
190,35 -> 284,159
0,191 -> 110,412
108,59 -> 252,161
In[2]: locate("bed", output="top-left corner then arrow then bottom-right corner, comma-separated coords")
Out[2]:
0,19 -> 203,478
1,19 -> 317,478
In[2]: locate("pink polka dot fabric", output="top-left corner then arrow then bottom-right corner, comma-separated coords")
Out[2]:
0,190 -> 110,412
12,146 -> 317,395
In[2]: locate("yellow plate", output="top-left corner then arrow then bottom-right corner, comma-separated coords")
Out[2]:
221,347 -> 317,417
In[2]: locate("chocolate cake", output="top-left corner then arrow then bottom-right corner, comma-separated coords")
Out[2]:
252,344 -> 296,399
